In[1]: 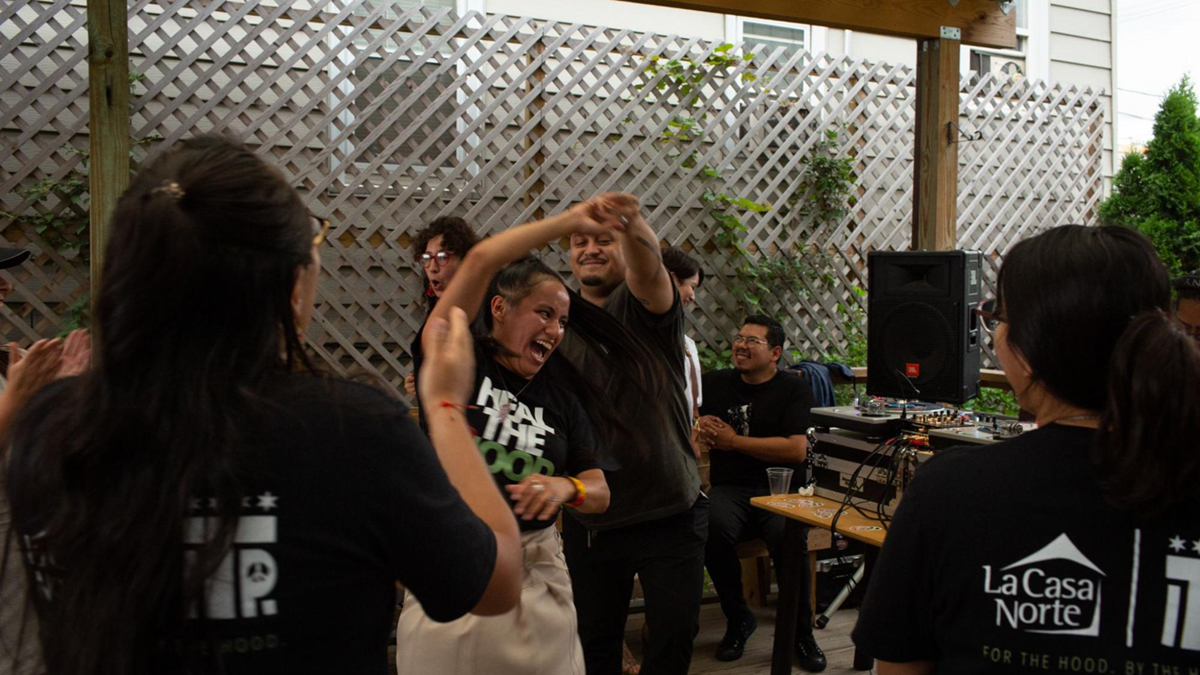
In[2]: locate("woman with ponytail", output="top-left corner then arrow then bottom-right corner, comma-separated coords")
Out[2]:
396,195 -> 662,675
853,225 -> 1200,674
2,136 -> 522,675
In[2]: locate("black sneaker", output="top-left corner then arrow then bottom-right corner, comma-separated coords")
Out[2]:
795,632 -> 827,672
714,615 -> 757,662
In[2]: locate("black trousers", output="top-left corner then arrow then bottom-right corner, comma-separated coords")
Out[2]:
705,483 -> 814,635
563,496 -> 709,675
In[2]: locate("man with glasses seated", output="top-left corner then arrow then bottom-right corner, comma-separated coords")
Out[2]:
1174,271 -> 1200,344
695,315 -> 825,671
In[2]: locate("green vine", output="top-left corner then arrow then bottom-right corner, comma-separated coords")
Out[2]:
792,127 -> 858,226
630,45 -> 773,257
0,72 -> 158,331
623,45 -> 861,369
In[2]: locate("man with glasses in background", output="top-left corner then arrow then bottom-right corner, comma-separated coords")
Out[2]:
695,315 -> 825,671
1173,271 -> 1200,344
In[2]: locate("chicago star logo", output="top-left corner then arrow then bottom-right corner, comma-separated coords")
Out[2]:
1163,534 -> 1200,650
185,492 -> 281,620
982,533 -> 1104,636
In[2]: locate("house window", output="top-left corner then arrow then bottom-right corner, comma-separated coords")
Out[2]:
741,19 -> 808,58
727,16 -> 825,92
968,0 -> 1036,81
331,0 -> 479,193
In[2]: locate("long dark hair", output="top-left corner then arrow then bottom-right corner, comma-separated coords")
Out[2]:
997,225 -> 1200,517
475,257 -> 666,454
412,216 -> 478,314
4,135 -> 316,675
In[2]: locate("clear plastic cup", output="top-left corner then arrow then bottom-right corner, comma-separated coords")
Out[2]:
767,467 -> 794,496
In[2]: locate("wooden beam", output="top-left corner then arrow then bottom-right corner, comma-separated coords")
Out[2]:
625,0 -> 1016,50
850,367 -> 1011,392
911,36 -> 960,251
87,0 -> 130,298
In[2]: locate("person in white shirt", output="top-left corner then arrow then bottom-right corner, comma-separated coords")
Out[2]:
661,247 -> 704,419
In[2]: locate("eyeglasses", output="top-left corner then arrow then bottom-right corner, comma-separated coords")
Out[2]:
732,335 -> 769,347
311,214 -> 331,246
975,298 -> 1005,333
420,251 -> 457,268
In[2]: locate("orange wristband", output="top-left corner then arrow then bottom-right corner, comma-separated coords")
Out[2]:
565,476 -> 586,508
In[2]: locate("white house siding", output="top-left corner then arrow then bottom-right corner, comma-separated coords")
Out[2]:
482,1 -> 1118,184
486,0 -> 723,36
1047,0 -> 1116,185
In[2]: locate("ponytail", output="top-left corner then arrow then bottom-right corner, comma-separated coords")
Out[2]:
1095,312 -> 1200,518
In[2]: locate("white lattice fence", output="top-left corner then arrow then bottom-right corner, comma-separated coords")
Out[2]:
1,0 -> 1104,396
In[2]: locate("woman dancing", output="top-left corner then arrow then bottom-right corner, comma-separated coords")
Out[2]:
397,196 -> 659,675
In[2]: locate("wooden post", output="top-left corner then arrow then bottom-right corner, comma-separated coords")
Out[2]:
911,36 -> 959,251
87,0 -> 130,296
523,31 -> 547,221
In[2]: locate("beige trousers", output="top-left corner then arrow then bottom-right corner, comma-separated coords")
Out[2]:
395,526 -> 584,675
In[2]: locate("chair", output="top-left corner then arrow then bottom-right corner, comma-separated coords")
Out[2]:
735,528 -> 832,622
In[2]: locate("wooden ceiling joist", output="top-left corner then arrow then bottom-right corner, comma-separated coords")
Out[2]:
626,0 -> 1018,50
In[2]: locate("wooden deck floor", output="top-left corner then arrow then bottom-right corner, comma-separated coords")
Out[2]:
625,602 -> 865,674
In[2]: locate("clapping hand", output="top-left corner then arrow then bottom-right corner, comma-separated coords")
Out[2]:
57,329 -> 91,379
697,415 -> 737,450
6,338 -> 64,407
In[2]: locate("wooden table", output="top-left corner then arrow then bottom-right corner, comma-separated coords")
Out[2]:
750,493 -> 887,674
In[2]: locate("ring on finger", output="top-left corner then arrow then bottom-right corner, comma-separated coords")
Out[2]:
547,496 -> 562,503
531,482 -> 546,493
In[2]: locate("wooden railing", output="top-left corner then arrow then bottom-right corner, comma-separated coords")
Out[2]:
848,367 -> 1012,392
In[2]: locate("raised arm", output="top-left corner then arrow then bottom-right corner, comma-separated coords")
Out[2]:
601,193 -> 675,314
425,204 -> 613,334
419,309 -> 522,615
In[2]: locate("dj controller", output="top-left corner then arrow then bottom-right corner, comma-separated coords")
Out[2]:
804,399 -> 1035,515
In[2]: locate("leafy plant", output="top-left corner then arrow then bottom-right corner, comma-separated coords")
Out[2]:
698,344 -> 732,373
793,128 -> 858,225
0,72 -> 158,331
823,285 -> 868,367
971,388 -> 1020,417
1100,76 -> 1200,276
626,44 -> 859,366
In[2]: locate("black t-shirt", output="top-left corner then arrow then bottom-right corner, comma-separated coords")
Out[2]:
700,368 -> 814,488
466,345 -> 601,531
559,282 -> 700,531
411,321 -> 428,430
9,374 -> 497,675
853,424 -> 1200,674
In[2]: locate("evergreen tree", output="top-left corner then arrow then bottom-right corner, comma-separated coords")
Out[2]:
1100,76 -> 1200,274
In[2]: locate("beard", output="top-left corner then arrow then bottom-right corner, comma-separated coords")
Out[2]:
579,274 -> 607,287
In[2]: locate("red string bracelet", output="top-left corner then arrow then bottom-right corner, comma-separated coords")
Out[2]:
439,401 -> 475,412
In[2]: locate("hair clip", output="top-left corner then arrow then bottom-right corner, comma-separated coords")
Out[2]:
151,181 -> 185,200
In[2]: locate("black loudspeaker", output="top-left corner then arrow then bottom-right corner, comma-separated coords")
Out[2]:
867,250 -> 983,404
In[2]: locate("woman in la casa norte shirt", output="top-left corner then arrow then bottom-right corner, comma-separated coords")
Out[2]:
400,195 -> 658,675
852,225 -> 1200,674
